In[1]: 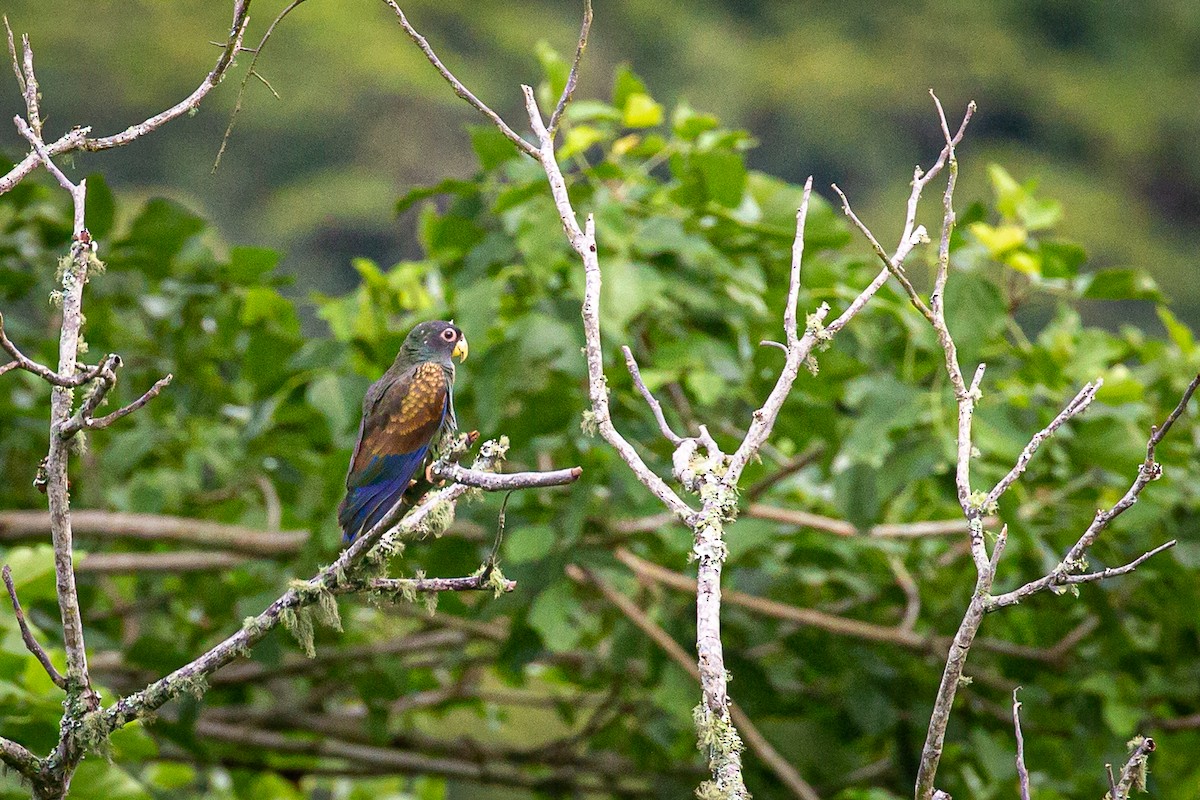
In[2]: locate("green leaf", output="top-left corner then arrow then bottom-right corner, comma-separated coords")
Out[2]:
612,64 -> 648,109
672,102 -> 720,140
395,178 -> 476,215
1038,239 -> 1087,279
505,525 -> 555,563
224,246 -> 280,282
559,124 -> 606,159
528,581 -> 581,652
945,271 -> 1007,364
622,93 -> 664,128
987,163 -> 1025,219
535,41 -> 569,102
1081,268 -> 1164,301
69,761 -> 152,800
1157,305 -> 1196,356
142,763 -> 196,791
470,125 -> 521,170
693,149 -> 746,208
84,172 -> 115,240
969,222 -> 1027,257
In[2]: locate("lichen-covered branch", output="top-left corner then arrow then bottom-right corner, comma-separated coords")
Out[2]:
833,95 -> 1188,800
92,441 -> 572,734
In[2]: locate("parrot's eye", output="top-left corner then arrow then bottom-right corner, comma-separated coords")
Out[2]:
440,328 -> 457,342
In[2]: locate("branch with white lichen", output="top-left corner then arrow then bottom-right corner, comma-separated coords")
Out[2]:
832,92 -> 1191,800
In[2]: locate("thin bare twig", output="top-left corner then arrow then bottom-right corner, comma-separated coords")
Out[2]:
0,1 -> 251,195
0,509 -> 307,555
0,312 -> 102,387
214,0 -> 309,172
623,345 -> 684,446
1013,688 -> 1031,800
381,1 -> 538,159
986,381 -> 1101,507
3,565 -> 67,689
1110,737 -> 1155,800
546,0 -> 592,138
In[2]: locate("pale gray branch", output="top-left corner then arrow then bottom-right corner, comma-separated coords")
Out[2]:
1013,688 -> 1031,800
0,510 -> 307,555
3,564 -> 67,689
432,461 -> 582,490
381,1 -> 538,159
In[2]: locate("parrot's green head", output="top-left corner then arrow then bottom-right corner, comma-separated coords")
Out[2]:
400,320 -> 468,367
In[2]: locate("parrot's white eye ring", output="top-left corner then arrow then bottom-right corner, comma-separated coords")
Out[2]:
441,328 -> 457,342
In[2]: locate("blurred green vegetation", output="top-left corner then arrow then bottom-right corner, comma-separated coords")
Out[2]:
2,52 -> 1200,799
1,0 -> 1199,326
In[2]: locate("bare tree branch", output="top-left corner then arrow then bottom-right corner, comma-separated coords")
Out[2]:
0,734 -> 41,780
432,461 -> 582,490
363,573 -> 517,595
380,1 -> 538,159
622,345 -> 685,446
828,94 -> 1187,800
986,381 -> 1101,507
1013,688 -> 1031,800
746,504 -> 997,538
1108,737 -> 1155,800
546,0 -> 592,138
0,510 -> 308,554
75,551 -> 252,575
0,312 -> 104,387
567,564 -> 821,800
3,564 -> 67,689
0,1 -> 252,195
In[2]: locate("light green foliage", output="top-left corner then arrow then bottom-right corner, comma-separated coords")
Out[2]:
1,60 -> 1199,800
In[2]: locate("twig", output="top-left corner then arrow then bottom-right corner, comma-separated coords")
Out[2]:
622,345 -> 684,445
0,735 -> 40,780
0,0 -> 251,195
91,441 -> 560,735
989,541 -> 1178,611
723,178 -> 818,487
66,373 -> 173,434
986,381 -> 1101,507
432,461 -> 582,490
567,564 -> 821,800
747,504 -> 995,538
0,510 -> 307,555
0,312 -> 104,387
3,565 -> 67,689
352,574 -> 516,595
76,551 -> 252,574
1111,737 -> 1155,800
381,1 -> 538,159
517,84 -> 697,525
745,444 -> 823,500
1013,688 -> 1031,800
546,0 -> 592,138
213,0 -> 309,172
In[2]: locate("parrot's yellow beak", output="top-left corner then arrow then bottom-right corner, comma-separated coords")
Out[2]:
452,336 -> 469,363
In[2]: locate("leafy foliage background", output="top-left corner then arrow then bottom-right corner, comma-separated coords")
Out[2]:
1,39 -> 1200,800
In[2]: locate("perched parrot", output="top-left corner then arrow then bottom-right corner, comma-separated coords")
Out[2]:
337,320 -> 468,543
